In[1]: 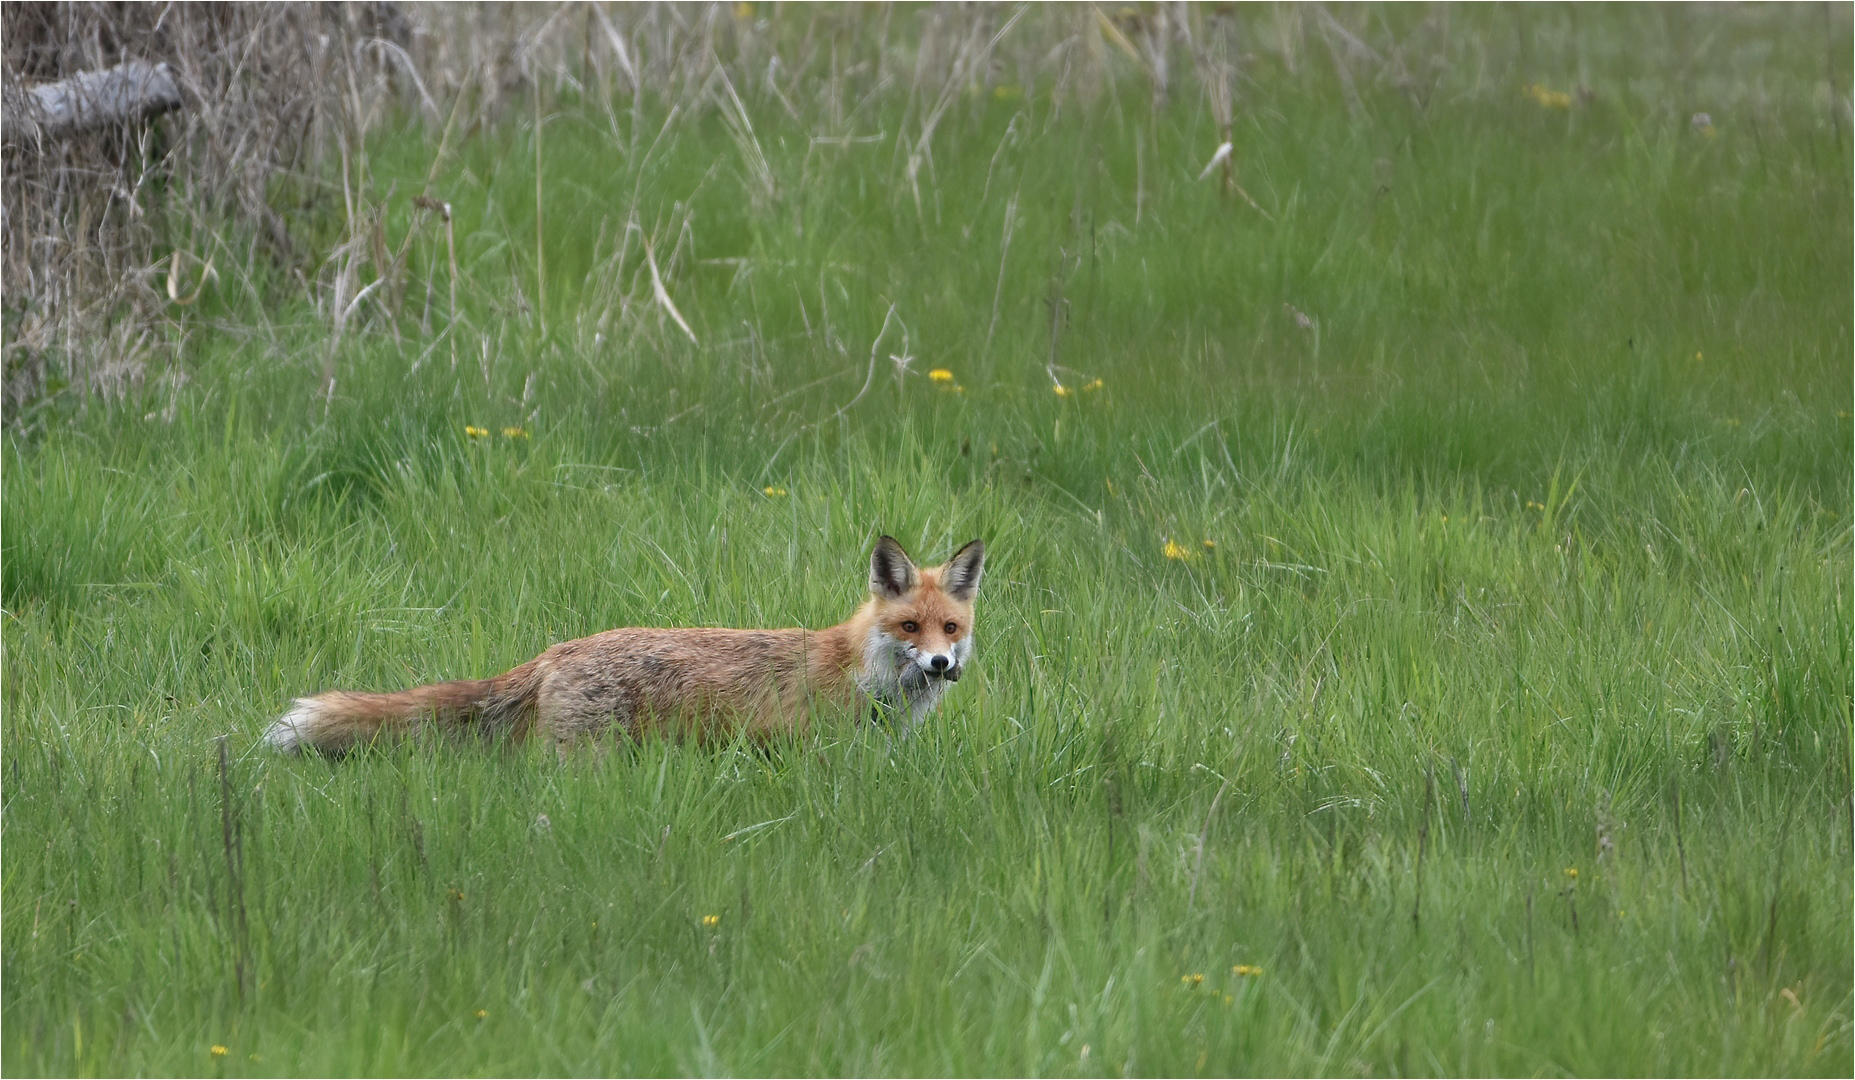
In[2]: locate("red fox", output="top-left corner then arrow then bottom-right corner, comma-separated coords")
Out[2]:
264,536 -> 984,754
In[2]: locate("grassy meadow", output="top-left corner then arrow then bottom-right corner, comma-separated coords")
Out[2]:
4,5 -> 1852,1075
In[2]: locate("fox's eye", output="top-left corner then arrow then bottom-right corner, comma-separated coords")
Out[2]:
944,622 -> 959,635
901,620 -> 918,634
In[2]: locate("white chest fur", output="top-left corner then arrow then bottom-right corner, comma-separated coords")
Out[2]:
858,626 -> 951,733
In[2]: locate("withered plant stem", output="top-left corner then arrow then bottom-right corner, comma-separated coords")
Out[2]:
534,86 -> 547,340
1413,762 -> 1435,931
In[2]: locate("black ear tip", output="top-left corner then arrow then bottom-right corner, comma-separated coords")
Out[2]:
870,535 -> 918,594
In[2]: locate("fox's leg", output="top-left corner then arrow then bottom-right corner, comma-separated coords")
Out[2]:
885,711 -> 921,753
885,681 -> 950,745
534,670 -> 640,753
750,687 -> 811,744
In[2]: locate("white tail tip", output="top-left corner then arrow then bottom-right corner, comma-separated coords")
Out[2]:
264,700 -> 319,754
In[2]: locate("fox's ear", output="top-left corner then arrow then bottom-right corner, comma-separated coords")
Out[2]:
869,535 -> 919,599
941,539 -> 984,601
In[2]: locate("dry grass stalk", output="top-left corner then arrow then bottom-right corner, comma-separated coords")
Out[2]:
5,2 -> 1438,427
2,2 -> 409,423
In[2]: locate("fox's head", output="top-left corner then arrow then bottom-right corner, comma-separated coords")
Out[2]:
865,535 -> 985,687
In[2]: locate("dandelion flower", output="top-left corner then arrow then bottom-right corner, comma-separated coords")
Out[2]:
1524,83 -> 1572,109
1162,540 -> 1191,561
703,914 -> 721,928
1053,383 -> 1072,398
1233,964 -> 1264,976
1564,867 -> 1579,879
928,368 -> 955,383
464,425 -> 488,438
210,1045 -> 228,1058
763,486 -> 788,497
502,427 -> 529,438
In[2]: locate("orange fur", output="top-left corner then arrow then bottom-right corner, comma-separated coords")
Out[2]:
265,537 -> 984,754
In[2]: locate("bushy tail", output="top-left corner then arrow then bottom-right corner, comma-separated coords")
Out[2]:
264,661 -> 542,755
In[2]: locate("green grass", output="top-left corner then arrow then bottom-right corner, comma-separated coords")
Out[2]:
5,6 -> 1851,1075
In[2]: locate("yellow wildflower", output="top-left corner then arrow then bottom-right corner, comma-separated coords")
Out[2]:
502,427 -> 528,438
1083,378 -> 1104,392
475,1009 -> 488,1019
464,425 -> 488,438
1524,83 -> 1572,109
1564,867 -> 1578,879
1181,973 -> 1204,986
1233,964 -> 1264,976
1162,540 -> 1191,560
210,1045 -> 228,1058
702,914 -> 721,928
928,368 -> 955,383
1053,383 -> 1072,397
1201,539 -> 1215,550
762,486 -> 788,497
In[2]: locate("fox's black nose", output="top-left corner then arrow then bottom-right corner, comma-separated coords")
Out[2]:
928,654 -> 950,672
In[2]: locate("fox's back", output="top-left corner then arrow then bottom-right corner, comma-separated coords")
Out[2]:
543,626 -> 819,686
533,625 -> 859,741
